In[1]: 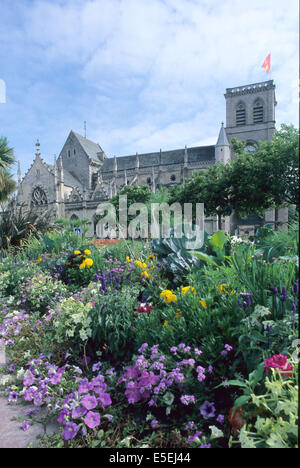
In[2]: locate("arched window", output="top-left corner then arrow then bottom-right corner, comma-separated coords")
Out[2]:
236,103 -> 246,126
31,187 -> 48,206
253,100 -> 264,123
70,214 -> 79,221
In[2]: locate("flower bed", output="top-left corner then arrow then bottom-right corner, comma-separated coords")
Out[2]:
0,226 -> 298,448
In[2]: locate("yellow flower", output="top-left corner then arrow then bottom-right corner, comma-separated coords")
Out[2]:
84,258 -> 94,268
147,254 -> 155,261
160,290 -> 177,303
74,250 -> 81,255
163,320 -> 169,328
141,270 -> 152,279
79,258 -> 94,269
216,284 -> 227,294
35,257 -> 42,264
84,249 -> 91,255
175,312 -> 182,319
126,256 -> 131,263
134,260 -> 147,270
181,286 -> 197,295
200,300 -> 207,309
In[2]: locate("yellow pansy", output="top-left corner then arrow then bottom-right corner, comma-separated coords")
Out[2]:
84,249 -> 91,255
181,286 -> 197,295
200,300 -> 207,309
134,260 -> 147,270
74,250 -> 81,255
141,270 -> 152,279
126,256 -> 131,263
160,290 -> 178,303
79,258 -> 94,269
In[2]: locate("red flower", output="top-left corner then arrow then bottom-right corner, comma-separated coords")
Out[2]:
137,303 -> 152,315
228,406 -> 245,431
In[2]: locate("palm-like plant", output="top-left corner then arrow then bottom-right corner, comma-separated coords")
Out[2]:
0,137 -> 16,205
0,169 -> 16,203
0,136 -> 14,169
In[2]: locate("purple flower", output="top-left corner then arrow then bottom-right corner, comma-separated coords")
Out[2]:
23,373 -> 35,387
71,406 -> 87,419
216,414 -> 224,423
200,443 -> 211,448
81,394 -> 98,410
84,411 -> 100,429
21,420 -> 31,431
58,409 -> 69,423
270,286 -> 278,295
200,401 -> 216,419
224,344 -> 233,352
8,391 -> 18,402
98,392 -> 112,407
221,350 -> 227,356
62,422 -> 79,440
180,395 -> 195,405
187,430 -> 202,444
151,419 -> 158,429
92,362 -> 102,372
207,365 -> 213,373
138,343 -> 148,354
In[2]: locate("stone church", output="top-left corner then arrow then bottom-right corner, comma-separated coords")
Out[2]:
16,79 -> 288,237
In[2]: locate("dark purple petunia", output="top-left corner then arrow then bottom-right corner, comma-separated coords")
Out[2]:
200,400 -> 216,419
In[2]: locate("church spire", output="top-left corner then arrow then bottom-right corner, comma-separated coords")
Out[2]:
216,122 -> 230,147
215,122 -> 230,163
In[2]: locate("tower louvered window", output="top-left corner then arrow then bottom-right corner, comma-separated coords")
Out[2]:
253,102 -> 264,123
236,104 -> 246,126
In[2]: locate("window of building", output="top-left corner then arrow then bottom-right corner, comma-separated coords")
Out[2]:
74,148 -> 76,155
170,174 -> 176,181
68,150 -> 71,157
236,103 -> 246,126
147,177 -> 151,184
31,187 -> 48,206
253,101 -> 264,123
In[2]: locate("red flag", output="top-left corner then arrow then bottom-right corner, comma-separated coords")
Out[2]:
262,53 -> 271,74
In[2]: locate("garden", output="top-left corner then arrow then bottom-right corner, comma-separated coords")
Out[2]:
0,217 -> 298,449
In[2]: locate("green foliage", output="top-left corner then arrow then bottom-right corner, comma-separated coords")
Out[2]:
0,259 -> 41,299
89,285 -> 141,361
233,304 -> 298,372
0,204 -> 54,250
53,296 -> 94,347
150,236 -> 199,286
231,243 -> 297,305
22,274 -> 68,315
238,367 -> 298,448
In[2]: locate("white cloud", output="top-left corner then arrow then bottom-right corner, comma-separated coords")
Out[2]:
2,0 -> 299,170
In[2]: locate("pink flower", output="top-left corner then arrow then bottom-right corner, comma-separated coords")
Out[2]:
90,301 -> 95,307
264,354 -> 293,376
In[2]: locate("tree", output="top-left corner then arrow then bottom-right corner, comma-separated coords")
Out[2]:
0,137 -> 16,205
230,124 -> 299,214
172,164 -> 233,230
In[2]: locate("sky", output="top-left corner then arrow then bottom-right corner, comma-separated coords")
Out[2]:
0,0 -> 298,178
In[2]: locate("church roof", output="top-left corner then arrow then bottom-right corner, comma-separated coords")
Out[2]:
71,131 -> 105,162
101,145 -> 215,173
216,123 -> 230,147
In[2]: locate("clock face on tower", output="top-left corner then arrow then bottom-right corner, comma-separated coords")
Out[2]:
245,144 -> 256,153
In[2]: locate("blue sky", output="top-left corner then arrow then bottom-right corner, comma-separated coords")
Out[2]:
0,0 -> 298,178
